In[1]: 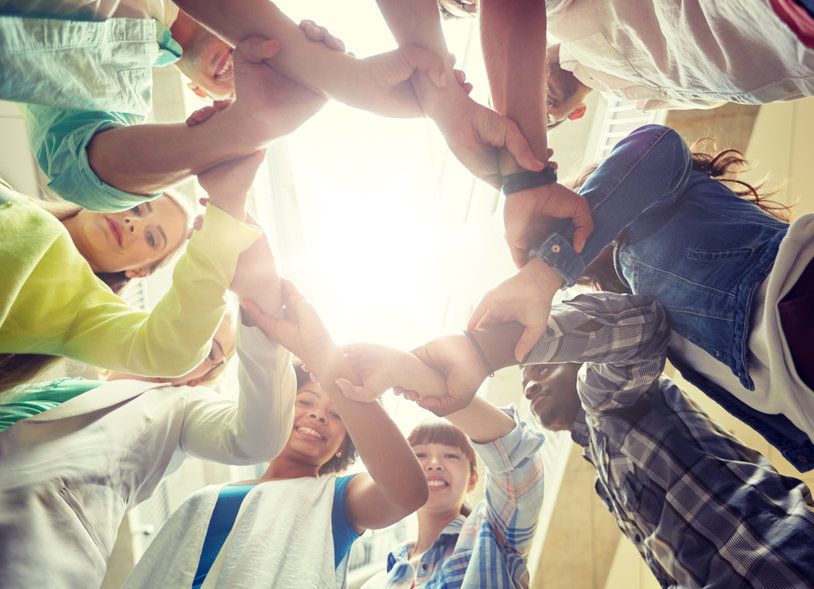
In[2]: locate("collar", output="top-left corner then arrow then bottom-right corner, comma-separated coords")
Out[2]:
386,515 -> 467,572
570,408 -> 590,447
155,21 -> 183,67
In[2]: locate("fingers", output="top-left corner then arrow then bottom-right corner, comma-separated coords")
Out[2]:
503,118 -> 545,172
467,296 -> 489,332
299,19 -> 346,53
399,44 -> 448,88
453,69 -> 473,95
334,378 -> 377,403
240,298 -> 277,333
569,195 -> 594,254
236,36 -> 281,65
514,325 -> 547,363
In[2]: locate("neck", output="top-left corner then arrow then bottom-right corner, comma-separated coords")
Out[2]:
411,506 -> 460,557
169,10 -> 198,50
60,215 -> 99,272
260,453 -> 321,482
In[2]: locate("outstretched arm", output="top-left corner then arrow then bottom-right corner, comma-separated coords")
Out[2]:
241,282 -> 428,532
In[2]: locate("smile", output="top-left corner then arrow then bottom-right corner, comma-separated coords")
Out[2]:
427,478 -> 449,490
295,425 -> 325,442
105,216 -> 123,247
214,50 -> 234,82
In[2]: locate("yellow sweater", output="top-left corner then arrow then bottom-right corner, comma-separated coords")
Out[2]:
0,185 -> 261,377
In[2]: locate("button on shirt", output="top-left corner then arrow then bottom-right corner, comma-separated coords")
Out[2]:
375,407 -> 545,589
526,293 -> 814,587
545,0 -> 814,110
0,0 -> 182,210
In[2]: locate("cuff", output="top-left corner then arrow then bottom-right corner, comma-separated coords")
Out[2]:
185,204 -> 263,287
531,233 -> 585,287
470,405 -> 546,474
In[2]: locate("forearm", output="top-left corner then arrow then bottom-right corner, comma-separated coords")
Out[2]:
311,350 -> 427,511
86,110 -> 264,195
481,0 -> 548,172
533,125 -> 693,285
173,0 -> 358,99
445,396 -> 515,444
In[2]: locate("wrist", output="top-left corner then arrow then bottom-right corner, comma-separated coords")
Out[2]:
525,256 -> 565,292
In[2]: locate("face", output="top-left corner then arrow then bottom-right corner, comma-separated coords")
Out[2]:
412,442 -> 475,514
545,44 -> 590,126
523,364 -> 583,432
281,385 -> 348,469
175,23 -> 235,100
106,315 -> 235,386
71,196 -> 187,276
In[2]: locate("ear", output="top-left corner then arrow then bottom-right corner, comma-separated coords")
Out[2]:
467,469 -> 479,492
567,104 -> 588,121
124,267 -> 150,279
187,82 -> 209,99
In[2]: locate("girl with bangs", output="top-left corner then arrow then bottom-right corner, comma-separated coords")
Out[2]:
335,343 -> 546,589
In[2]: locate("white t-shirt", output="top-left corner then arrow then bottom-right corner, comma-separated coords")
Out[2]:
545,0 -> 814,110
671,214 -> 814,442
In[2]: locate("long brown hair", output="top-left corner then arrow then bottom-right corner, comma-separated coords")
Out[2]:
575,144 -> 791,293
408,420 -> 478,517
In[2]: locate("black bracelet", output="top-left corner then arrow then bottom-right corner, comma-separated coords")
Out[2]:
501,167 -> 558,196
463,329 -> 495,377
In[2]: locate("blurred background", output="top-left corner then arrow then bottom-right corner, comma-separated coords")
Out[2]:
1,1 -> 812,587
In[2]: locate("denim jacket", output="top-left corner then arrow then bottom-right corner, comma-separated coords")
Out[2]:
532,124 -> 813,471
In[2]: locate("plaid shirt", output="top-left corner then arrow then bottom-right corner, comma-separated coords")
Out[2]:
526,292 -> 814,588
380,407 -> 545,589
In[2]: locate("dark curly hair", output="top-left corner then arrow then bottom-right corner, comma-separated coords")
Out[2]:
291,361 -> 358,475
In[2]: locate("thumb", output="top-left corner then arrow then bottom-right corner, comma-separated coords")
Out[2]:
514,325 -> 546,363
335,378 -> 377,403
241,299 -> 281,336
237,36 -> 281,64
502,119 -> 545,172
569,198 -> 594,254
399,44 -> 448,88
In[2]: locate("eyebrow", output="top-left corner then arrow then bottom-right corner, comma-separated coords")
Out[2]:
145,202 -> 154,214
297,388 -> 321,398
156,224 -> 168,251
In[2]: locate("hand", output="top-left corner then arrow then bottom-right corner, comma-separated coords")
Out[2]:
504,182 -> 593,268
429,91 -> 545,187
299,19 -> 348,53
230,36 -> 327,142
240,279 -> 336,374
231,231 -> 282,316
186,99 -> 232,127
197,149 -> 266,220
336,343 -> 446,403
404,334 -> 490,416
468,256 -> 564,362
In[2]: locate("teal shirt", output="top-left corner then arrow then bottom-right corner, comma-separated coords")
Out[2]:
0,378 -> 104,433
0,12 -> 182,210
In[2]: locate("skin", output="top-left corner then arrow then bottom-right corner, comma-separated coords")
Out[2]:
107,315 -> 236,387
171,11 -> 238,100
545,44 -> 592,125
522,363 -> 583,432
61,195 -> 187,277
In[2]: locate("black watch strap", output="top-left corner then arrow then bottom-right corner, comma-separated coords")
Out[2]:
501,167 -> 558,195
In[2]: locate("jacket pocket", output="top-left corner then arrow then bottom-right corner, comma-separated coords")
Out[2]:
686,247 -> 754,261
59,484 -> 110,560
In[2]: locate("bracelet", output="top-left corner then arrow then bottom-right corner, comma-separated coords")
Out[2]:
501,167 -> 558,196
463,329 -> 495,377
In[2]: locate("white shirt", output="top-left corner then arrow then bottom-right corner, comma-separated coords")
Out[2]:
671,214 -> 814,442
0,321 -> 295,589
546,0 -> 814,110
1,0 -> 179,26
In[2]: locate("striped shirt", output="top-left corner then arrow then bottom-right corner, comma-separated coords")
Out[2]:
526,292 -> 814,587
379,407 -> 545,588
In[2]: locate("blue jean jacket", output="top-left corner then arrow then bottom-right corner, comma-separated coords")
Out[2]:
533,124 -> 813,471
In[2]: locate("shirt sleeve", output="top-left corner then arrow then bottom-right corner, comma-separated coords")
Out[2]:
524,292 -> 670,413
531,125 -> 693,286
57,204 -> 261,376
470,405 -> 546,555
179,321 -> 296,464
24,104 -> 161,211
332,474 -> 360,568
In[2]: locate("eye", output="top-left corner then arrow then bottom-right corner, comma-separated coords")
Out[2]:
146,231 -> 156,248
414,452 -> 426,459
445,453 -> 460,460
130,205 -> 144,217
296,398 -> 313,408
328,411 -> 342,422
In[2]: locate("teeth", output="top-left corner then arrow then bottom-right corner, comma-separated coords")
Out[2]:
216,54 -> 233,78
428,480 -> 448,488
297,426 -> 323,440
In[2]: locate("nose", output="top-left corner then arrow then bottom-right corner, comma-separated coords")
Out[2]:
308,410 -> 327,424
123,215 -> 141,235
524,381 -> 542,400
425,454 -> 444,471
